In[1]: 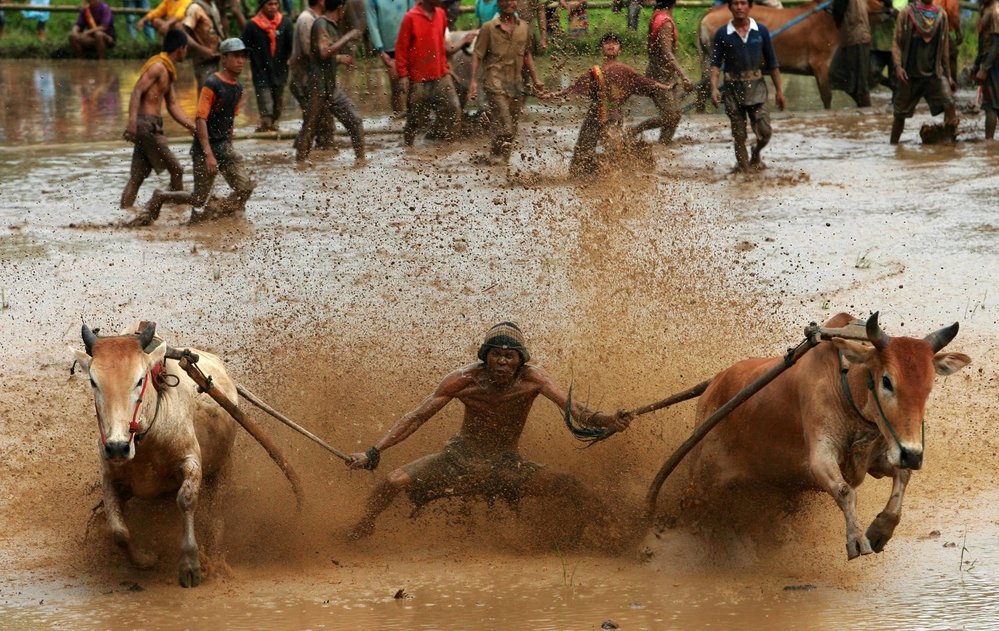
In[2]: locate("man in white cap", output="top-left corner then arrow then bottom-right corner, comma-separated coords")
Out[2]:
346,322 -> 632,539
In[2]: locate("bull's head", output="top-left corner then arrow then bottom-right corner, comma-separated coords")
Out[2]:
73,322 -> 165,463
832,312 -> 971,470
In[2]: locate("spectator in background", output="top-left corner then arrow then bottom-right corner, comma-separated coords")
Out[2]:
124,0 -> 156,40
291,0 -> 336,149
476,0 -> 498,25
0,2 -> 7,40
441,0 -> 460,28
138,0 -> 193,36
183,0 -> 224,89
830,0 -> 872,106
975,0 -> 999,139
396,0 -> 475,146
21,0 -> 51,41
366,0 -> 415,114
69,0 -> 117,58
242,0 -> 293,132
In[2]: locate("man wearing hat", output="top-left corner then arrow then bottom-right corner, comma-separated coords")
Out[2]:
345,322 -> 632,539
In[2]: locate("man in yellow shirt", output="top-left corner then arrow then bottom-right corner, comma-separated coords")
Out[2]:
138,0 -> 193,36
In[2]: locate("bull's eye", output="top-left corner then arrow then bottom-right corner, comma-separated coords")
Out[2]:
89,377 -> 97,389
881,375 -> 894,393
136,377 -> 144,388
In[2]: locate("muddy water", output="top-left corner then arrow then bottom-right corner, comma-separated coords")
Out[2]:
1,57 -> 998,628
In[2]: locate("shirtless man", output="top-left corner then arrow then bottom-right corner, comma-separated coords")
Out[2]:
630,0 -> 695,145
547,32 -> 674,177
182,0 -> 224,90
346,322 -> 632,539
121,28 -> 195,215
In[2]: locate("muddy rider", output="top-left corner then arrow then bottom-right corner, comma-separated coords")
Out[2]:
345,322 -> 633,539
121,28 -> 195,213
142,38 -> 256,224
629,0 -> 695,145
889,0 -> 958,144
709,0 -> 785,172
547,32 -> 674,177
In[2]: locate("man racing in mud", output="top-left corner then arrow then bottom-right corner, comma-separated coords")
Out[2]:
346,322 -> 632,539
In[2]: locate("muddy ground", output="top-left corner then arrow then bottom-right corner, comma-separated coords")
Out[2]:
1,59 -> 998,628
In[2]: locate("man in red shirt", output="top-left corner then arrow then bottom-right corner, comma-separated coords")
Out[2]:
395,0 -> 475,146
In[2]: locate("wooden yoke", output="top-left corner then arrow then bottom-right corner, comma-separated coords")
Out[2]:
167,348 -> 306,512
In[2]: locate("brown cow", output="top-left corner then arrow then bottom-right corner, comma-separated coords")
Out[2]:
72,321 -> 285,587
687,312 -> 970,559
697,0 -> 884,109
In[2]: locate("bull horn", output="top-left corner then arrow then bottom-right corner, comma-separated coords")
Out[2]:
82,324 -> 98,356
866,312 -> 890,350
137,321 -> 156,352
924,321 -> 959,352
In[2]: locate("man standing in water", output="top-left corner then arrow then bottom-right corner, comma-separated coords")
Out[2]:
345,322 -> 632,539
121,28 -> 195,214
889,0 -> 957,144
629,0 -> 695,145
142,38 -> 256,224
242,0 -> 293,132
829,0 -> 872,106
709,0 -> 784,172
395,0 -> 475,146
467,0 -> 543,165
181,0 -> 223,90
547,32 -> 674,177
296,0 -> 365,165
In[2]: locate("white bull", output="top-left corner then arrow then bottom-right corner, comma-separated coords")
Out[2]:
73,321 -> 241,587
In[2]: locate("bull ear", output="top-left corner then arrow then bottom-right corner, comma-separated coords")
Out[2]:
831,338 -> 875,365
82,324 -> 98,356
865,312 -> 890,350
138,321 -> 156,352
147,342 -> 166,367
925,322 -> 959,352
72,348 -> 91,373
934,352 -> 971,377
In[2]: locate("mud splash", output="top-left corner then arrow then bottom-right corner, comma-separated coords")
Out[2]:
1,57 -> 998,628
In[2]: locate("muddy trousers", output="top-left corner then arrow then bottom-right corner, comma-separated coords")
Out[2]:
726,102 -> 771,169
569,112 -> 613,176
296,87 -> 365,162
485,92 -> 523,161
290,80 -> 337,150
631,88 -> 682,144
627,0 -> 642,29
403,76 -> 461,146
150,143 -> 255,218
121,115 -> 184,208
254,83 -> 285,128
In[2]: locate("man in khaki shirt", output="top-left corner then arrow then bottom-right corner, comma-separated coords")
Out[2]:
183,0 -> 224,89
468,0 -> 543,164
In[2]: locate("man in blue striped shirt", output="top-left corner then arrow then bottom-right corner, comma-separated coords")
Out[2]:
709,0 -> 785,172
366,0 -> 415,113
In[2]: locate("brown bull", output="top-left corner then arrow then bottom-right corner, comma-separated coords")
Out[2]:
697,1 -> 883,109
687,312 -> 970,559
72,321 -> 280,587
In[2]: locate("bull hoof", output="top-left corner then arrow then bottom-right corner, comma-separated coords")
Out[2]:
178,559 -> 203,588
846,535 -> 874,560
865,512 -> 900,553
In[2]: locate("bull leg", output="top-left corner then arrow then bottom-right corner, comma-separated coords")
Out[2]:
809,446 -> 872,559
102,474 -> 157,568
814,62 -> 833,109
865,468 -> 911,553
176,457 -> 204,587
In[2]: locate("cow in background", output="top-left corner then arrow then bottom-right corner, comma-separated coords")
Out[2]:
686,313 -> 970,559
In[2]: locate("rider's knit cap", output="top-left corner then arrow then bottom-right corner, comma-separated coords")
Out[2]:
477,322 -> 531,364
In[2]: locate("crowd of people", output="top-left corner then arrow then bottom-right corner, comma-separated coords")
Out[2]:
112,0 -> 998,224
